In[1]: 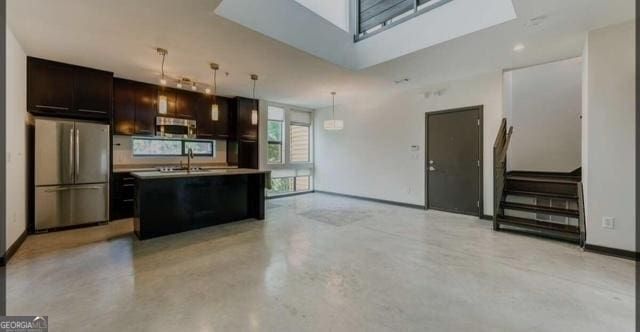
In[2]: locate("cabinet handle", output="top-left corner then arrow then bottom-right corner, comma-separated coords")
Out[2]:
122,199 -> 134,203
77,109 -> 107,114
122,184 -> 135,187
123,177 -> 135,181
136,130 -> 153,134
217,134 -> 229,138
36,105 -> 69,110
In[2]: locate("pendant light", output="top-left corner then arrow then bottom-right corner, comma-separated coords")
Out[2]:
210,63 -> 220,121
157,48 -> 169,114
250,74 -> 258,125
324,92 -> 344,130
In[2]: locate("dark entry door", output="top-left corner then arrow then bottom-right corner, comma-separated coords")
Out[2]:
426,107 -> 482,216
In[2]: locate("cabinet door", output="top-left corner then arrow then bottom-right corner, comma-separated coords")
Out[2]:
135,83 -> 158,136
176,90 -> 196,118
238,140 -> 259,169
74,68 -> 113,118
113,79 -> 135,135
214,97 -> 230,139
237,97 -> 258,141
195,95 -> 214,139
157,87 -> 177,116
27,57 -> 74,114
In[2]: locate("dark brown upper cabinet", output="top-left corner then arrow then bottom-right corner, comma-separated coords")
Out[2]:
176,89 -> 197,119
74,67 -> 113,116
113,79 -> 135,135
134,83 -> 158,136
196,95 -> 231,140
27,57 -> 112,121
113,78 -> 157,136
235,97 -> 259,142
157,87 -> 177,117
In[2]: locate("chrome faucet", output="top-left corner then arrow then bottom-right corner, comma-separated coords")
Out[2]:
186,148 -> 194,173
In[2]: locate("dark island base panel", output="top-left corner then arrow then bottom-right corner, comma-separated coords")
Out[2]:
134,173 -> 265,240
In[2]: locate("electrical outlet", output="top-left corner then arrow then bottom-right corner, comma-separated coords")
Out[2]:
602,217 -> 615,229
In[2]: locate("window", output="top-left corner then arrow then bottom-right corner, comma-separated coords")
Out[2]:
133,138 -> 182,156
133,138 -> 214,157
267,176 -> 311,195
356,0 -> 454,40
290,124 -> 310,163
184,140 -> 214,156
267,106 -> 285,164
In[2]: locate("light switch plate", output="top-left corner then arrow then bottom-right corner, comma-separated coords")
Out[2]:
602,217 -> 615,229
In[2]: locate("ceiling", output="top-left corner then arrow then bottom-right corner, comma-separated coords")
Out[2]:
7,0 -> 635,109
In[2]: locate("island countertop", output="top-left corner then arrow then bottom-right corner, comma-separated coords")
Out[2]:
130,168 -> 270,180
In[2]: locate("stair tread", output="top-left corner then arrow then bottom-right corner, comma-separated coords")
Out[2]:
501,202 -> 579,217
506,175 -> 580,184
505,190 -> 578,199
497,215 -> 580,234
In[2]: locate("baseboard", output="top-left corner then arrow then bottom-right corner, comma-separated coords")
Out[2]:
481,215 -> 493,221
584,244 -> 639,261
266,191 -> 314,200
314,190 -> 425,210
1,230 -> 28,266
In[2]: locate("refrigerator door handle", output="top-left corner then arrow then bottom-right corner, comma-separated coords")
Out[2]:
69,128 -> 75,182
75,128 -> 80,180
44,185 -> 104,193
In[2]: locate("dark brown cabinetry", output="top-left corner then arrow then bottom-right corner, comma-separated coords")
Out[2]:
176,90 -> 197,119
111,172 -> 136,220
235,97 -> 259,141
196,95 -> 231,139
27,57 -> 113,121
227,97 -> 259,168
113,79 -> 135,135
113,78 -> 158,136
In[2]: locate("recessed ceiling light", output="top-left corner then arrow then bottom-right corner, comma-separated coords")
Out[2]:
513,43 -> 525,52
526,15 -> 548,27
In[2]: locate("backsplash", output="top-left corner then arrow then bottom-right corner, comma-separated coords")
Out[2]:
113,135 -> 227,166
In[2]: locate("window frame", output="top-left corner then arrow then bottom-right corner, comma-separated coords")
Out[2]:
267,119 -> 285,164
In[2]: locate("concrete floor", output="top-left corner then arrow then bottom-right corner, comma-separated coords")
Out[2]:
7,193 -> 635,331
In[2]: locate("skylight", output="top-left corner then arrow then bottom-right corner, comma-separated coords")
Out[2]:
294,0 -> 350,33
357,0 -> 454,40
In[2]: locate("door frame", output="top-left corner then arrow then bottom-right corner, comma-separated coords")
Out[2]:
424,105 -> 484,217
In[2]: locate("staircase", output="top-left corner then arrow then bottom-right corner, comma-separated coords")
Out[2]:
492,119 -> 586,246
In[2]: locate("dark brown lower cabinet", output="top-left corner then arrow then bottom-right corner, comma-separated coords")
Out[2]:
111,172 -> 136,220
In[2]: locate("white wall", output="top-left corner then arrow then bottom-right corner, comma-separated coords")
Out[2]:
6,26 -> 27,250
582,20 -> 636,251
314,72 -> 503,214
293,0 -> 349,32
505,58 -> 582,172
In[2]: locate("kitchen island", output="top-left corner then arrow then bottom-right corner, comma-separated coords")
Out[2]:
131,168 -> 269,240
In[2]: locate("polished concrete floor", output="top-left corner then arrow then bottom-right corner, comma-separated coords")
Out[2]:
7,193 -> 635,331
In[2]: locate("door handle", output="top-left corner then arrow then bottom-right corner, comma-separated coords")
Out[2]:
45,185 -> 103,192
69,128 -> 75,181
75,128 -> 80,179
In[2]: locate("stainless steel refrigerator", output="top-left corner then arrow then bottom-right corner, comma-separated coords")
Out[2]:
34,118 -> 110,231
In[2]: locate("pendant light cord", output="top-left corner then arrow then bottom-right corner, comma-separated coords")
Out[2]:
332,93 -> 335,120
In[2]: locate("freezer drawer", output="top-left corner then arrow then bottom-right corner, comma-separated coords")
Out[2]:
35,184 -> 108,230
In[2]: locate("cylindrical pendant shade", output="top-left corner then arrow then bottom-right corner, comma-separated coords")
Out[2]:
323,119 -> 344,130
158,95 -> 168,114
251,110 -> 258,125
211,103 -> 219,121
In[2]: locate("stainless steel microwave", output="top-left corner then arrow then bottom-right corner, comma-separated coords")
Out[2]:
156,116 -> 197,138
